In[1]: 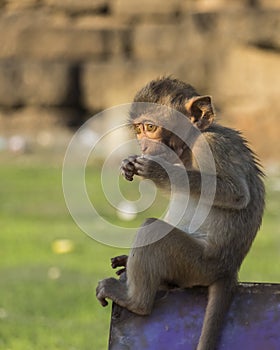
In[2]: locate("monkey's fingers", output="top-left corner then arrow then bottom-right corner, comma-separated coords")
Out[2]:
120,162 -> 136,181
133,157 -> 144,174
134,157 -> 151,176
120,168 -> 134,181
121,159 -> 135,172
120,156 -> 139,178
111,255 -> 128,269
121,156 -> 139,170
127,155 -> 139,163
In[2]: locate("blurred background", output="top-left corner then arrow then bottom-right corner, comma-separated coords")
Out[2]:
1,0 -> 280,349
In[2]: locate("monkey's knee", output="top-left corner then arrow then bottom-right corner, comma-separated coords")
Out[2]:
141,217 -> 157,227
142,217 -> 174,229
134,218 -> 160,247
134,218 -> 175,247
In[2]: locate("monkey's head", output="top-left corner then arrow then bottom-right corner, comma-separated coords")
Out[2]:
129,77 -> 215,161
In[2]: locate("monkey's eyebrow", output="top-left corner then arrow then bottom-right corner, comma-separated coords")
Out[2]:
135,119 -> 159,126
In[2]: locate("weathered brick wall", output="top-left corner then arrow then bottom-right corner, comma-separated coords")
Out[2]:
0,0 -> 279,159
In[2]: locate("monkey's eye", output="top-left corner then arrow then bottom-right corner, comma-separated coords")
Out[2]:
133,124 -> 142,134
145,124 -> 157,132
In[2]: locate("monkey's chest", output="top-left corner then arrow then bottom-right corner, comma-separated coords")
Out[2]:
164,194 -> 210,237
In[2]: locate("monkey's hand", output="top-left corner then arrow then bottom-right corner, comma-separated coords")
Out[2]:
134,155 -> 170,185
120,155 -> 139,181
111,255 -> 128,276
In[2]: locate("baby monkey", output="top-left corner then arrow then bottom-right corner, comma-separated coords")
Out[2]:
96,77 -> 265,350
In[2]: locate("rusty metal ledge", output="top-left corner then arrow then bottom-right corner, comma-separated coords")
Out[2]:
109,283 -> 280,350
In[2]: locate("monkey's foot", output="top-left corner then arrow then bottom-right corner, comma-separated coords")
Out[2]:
111,255 -> 128,276
96,277 -> 125,307
96,278 -> 112,307
111,255 -> 128,270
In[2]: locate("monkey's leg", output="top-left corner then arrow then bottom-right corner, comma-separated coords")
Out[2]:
96,222 -> 165,315
109,218 -> 206,314
97,218 -> 205,315
97,219 -> 228,322
132,219 -> 236,350
96,263 -> 159,315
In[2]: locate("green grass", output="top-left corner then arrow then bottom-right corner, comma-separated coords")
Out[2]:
239,176 -> 280,282
0,157 -> 126,350
0,155 -> 279,350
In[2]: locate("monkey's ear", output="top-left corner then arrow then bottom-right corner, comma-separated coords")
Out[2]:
185,96 -> 215,130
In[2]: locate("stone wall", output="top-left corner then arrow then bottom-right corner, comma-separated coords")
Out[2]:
0,0 -> 279,160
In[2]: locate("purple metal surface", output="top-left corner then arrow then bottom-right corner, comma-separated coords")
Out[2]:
109,283 -> 280,350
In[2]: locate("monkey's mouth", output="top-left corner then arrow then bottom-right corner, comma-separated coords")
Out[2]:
141,148 -> 183,165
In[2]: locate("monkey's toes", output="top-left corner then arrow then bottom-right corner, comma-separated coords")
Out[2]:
116,268 -> 126,276
96,283 -> 109,307
99,297 -> 108,307
111,255 -> 128,269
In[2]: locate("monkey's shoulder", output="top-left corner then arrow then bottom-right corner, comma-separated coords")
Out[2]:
204,124 -> 251,156
204,123 -> 245,146
202,124 -> 264,177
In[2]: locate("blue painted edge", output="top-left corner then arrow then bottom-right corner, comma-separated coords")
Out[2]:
109,283 -> 280,350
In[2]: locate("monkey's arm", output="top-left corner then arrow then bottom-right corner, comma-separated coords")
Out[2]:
187,170 -> 250,210
133,156 -> 250,210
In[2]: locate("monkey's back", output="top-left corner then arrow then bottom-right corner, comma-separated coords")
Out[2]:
202,124 -> 265,271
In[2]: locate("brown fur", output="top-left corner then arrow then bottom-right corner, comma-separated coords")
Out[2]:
96,77 -> 265,350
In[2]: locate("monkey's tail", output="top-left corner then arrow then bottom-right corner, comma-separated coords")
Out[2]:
197,276 -> 236,350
